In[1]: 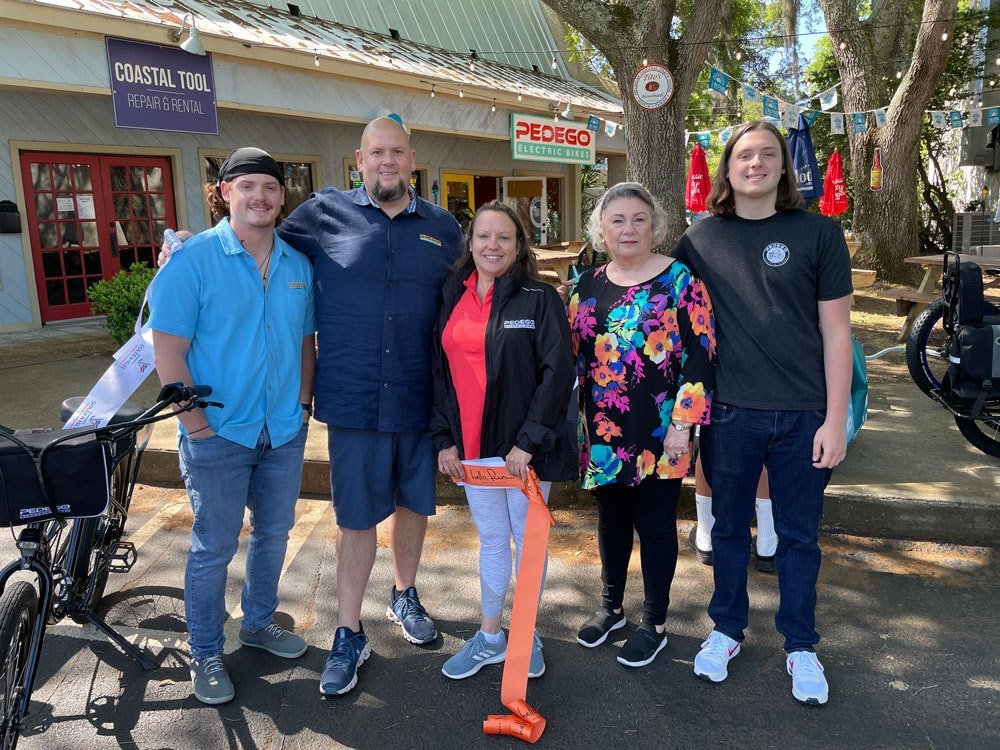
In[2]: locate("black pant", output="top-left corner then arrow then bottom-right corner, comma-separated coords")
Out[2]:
594,477 -> 680,627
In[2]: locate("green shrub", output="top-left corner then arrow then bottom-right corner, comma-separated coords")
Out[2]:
88,263 -> 157,345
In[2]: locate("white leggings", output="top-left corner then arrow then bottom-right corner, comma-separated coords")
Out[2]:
464,481 -> 551,619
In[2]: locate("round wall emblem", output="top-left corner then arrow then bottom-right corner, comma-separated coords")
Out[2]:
631,65 -> 675,110
762,242 -> 790,267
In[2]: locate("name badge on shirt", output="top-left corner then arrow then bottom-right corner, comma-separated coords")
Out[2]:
288,281 -> 308,289
504,319 -> 536,329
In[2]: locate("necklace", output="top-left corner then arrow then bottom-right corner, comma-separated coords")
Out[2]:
258,245 -> 274,286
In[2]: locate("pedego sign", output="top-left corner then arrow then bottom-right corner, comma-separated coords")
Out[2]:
510,113 -> 596,166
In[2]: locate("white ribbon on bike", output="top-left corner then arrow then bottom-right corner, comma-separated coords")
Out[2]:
63,231 -> 184,430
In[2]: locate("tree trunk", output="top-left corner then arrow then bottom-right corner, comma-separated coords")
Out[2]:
820,0 -> 957,282
541,0 -> 725,248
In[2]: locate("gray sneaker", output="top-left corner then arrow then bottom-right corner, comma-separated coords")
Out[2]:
190,655 -> 234,705
239,623 -> 308,658
528,632 -> 545,678
441,630 -> 507,680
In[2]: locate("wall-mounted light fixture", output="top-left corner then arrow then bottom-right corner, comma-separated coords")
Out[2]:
171,13 -> 206,56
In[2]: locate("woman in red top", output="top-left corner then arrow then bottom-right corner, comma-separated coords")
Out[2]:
431,201 -> 576,681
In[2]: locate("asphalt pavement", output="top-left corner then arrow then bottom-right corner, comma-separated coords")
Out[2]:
2,489 -> 996,750
0,321 -> 998,749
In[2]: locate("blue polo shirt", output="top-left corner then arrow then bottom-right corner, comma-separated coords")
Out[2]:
278,187 -> 462,432
148,219 -> 315,448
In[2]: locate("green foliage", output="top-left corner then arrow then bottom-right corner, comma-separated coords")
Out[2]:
88,263 -> 156,345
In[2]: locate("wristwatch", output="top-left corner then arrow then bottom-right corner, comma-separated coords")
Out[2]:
670,422 -> 689,431
301,402 -> 313,416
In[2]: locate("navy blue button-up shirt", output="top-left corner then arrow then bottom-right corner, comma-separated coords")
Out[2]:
279,187 -> 462,432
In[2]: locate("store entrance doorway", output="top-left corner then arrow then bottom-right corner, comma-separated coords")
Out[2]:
19,152 -> 176,322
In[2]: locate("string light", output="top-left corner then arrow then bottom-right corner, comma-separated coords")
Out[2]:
896,70 -> 903,79
314,54 -> 320,66
941,32 -> 948,41
517,86 -> 523,102
839,41 -> 847,49
459,85 -> 464,98
430,85 -> 435,98
551,54 -> 558,70
642,54 -> 648,66
491,99 -> 496,113
735,50 -> 743,61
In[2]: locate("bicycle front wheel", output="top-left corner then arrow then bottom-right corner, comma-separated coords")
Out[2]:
0,582 -> 38,750
955,413 -> 1000,458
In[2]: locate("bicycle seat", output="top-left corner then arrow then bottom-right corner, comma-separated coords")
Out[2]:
60,398 -> 144,426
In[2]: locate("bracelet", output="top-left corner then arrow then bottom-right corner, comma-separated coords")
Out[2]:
188,425 -> 211,436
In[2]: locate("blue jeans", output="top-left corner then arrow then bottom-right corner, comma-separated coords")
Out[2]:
178,424 -> 307,659
702,403 -> 832,653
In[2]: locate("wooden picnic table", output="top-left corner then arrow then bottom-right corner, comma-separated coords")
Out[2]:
881,254 -> 1000,341
532,247 -> 582,282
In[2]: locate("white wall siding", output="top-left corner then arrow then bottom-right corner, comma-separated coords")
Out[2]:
0,88 -> 570,327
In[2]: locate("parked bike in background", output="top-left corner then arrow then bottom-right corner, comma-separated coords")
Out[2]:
0,384 -> 219,749
905,252 -> 1000,457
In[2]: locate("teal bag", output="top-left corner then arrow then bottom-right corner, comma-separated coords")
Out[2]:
845,337 -> 868,444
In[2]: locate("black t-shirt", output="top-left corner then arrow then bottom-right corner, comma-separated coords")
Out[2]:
672,210 -> 853,410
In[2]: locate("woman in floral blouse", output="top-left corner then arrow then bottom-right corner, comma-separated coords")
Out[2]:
569,182 -> 716,668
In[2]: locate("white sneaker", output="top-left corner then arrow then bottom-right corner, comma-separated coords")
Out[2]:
786,651 -> 829,705
693,630 -> 741,683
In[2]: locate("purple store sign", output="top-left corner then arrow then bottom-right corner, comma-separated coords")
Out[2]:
106,37 -> 218,135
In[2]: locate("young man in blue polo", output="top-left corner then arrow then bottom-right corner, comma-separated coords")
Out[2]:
150,148 -> 316,705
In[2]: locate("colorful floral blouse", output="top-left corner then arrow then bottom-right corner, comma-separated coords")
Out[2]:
569,261 -> 716,489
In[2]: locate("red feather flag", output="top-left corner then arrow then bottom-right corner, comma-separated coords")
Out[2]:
818,148 -> 849,217
686,144 -> 711,212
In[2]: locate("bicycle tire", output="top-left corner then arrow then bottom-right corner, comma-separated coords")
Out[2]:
906,298 -> 1000,397
954,414 -> 1000,458
0,582 -> 38,750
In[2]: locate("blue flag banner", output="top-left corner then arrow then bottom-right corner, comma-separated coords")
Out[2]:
605,120 -> 618,137
970,109 -> 983,128
819,86 -> 838,111
802,109 -> 821,126
874,108 -> 888,128
587,115 -> 601,132
987,107 -> 1000,126
720,126 -> 734,144
762,95 -> 780,119
948,110 -> 965,128
741,83 -> 761,102
930,111 -> 948,128
830,113 -> 845,134
708,67 -> 730,95
851,112 -> 868,133
695,131 -> 711,148
786,115 -> 824,205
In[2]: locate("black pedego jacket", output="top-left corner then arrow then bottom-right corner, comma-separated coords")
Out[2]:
430,263 -> 578,483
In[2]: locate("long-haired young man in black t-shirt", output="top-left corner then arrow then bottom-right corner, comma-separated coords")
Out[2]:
672,120 -> 853,706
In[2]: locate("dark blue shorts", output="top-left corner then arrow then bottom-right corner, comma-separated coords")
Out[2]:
327,427 -> 436,530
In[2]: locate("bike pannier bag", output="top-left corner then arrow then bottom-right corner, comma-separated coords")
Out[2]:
0,428 -> 110,527
947,323 -> 1000,407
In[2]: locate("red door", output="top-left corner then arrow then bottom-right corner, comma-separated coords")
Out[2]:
19,153 -> 176,322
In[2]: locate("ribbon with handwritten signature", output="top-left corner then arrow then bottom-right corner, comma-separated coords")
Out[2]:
456,463 -> 554,744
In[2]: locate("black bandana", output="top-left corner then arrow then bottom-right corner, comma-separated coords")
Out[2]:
217,147 -> 284,187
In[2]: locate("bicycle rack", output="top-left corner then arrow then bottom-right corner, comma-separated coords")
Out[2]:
106,542 -> 137,574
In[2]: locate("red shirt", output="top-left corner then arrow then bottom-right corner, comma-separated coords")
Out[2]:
441,271 -> 492,459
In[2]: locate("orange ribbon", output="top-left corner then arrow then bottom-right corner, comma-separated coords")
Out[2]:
457,464 -> 554,744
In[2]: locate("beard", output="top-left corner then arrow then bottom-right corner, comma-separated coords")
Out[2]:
371,178 -> 408,204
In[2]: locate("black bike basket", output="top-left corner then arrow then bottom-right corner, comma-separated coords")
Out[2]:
0,427 -> 110,527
